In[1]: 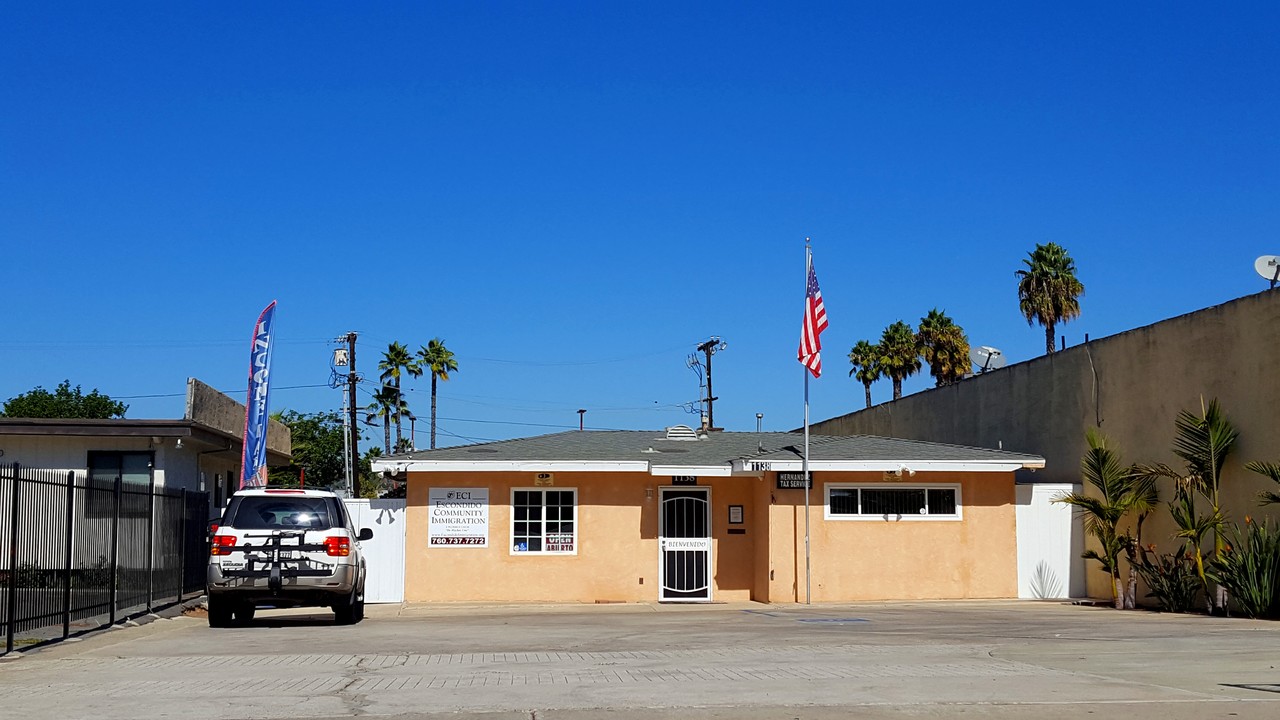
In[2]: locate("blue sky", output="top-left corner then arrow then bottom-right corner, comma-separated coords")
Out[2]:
3,3 -> 1277,447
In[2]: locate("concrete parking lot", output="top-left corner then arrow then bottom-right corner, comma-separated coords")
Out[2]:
2,599 -> 1279,719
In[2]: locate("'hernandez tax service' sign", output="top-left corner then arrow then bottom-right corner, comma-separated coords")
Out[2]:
428,488 -> 489,547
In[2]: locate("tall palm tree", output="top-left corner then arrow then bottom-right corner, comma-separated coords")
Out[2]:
378,342 -> 421,452
916,308 -> 971,387
1054,429 -> 1141,608
847,340 -> 882,409
877,321 -> 921,400
1015,242 -> 1085,355
417,338 -> 459,450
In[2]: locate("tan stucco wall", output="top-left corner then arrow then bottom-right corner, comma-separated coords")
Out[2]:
764,472 -> 1017,602
810,290 -> 1280,599
404,469 -> 1018,603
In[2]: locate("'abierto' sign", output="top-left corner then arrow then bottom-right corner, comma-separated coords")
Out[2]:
428,488 -> 489,548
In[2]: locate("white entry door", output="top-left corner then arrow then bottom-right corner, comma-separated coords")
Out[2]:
659,488 -> 711,602
344,498 -> 407,603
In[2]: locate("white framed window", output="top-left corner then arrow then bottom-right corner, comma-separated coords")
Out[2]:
824,483 -> 962,521
510,488 -> 578,555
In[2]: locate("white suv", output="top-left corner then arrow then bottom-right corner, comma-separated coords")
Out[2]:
206,488 -> 373,627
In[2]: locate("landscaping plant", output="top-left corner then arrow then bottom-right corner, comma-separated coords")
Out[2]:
1208,518 -> 1280,619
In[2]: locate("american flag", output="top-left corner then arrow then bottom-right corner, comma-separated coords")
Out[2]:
798,251 -> 828,377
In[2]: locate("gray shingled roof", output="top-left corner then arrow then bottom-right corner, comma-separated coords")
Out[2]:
380,429 -> 1042,468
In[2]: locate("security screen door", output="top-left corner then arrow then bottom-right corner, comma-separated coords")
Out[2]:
658,488 -> 711,602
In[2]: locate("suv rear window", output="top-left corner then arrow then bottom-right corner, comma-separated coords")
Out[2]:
226,496 -> 343,530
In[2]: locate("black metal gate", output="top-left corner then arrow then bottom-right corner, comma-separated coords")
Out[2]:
1,463 -> 209,655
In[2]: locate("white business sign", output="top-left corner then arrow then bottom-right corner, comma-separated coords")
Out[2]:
428,487 -> 489,547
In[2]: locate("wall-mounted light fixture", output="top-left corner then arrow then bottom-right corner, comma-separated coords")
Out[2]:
175,438 -> 185,450
645,487 -> 654,501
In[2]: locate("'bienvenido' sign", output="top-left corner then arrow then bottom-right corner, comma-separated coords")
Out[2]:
428,487 -> 489,547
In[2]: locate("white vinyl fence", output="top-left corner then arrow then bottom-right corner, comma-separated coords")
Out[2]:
344,499 -> 406,604
1015,482 -> 1085,600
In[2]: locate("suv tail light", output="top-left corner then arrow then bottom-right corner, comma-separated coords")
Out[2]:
211,535 -> 237,556
324,537 -> 351,557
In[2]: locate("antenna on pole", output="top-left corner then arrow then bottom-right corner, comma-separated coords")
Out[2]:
969,345 -> 1007,374
1255,255 -> 1280,289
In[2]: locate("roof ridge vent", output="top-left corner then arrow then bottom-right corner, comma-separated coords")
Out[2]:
664,425 -> 699,441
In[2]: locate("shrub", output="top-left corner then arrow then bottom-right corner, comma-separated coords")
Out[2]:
1208,519 -> 1280,619
1136,549 -> 1202,613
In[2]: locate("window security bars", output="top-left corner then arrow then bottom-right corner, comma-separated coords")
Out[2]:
1,463 -> 209,655
827,485 -> 960,519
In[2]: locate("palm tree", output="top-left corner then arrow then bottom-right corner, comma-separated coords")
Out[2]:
1132,398 -> 1239,612
877,321 -> 921,400
1054,429 -> 1141,608
378,342 -> 421,452
417,338 -> 459,450
1015,242 -> 1085,355
916,309 -> 971,387
847,340 -> 882,409
364,386 -> 398,455
1247,461 -> 1280,505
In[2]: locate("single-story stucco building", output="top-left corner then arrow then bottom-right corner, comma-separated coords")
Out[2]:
372,427 -> 1045,604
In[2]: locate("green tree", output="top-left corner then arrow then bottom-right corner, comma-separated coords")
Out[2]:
1015,242 -> 1085,355
916,309 -> 971,387
417,338 -> 459,450
267,410 -> 352,490
877,321 -> 921,401
2,380 -> 127,419
1133,398 -> 1239,613
1054,429 -> 1142,608
847,340 -> 882,409
378,342 -> 421,452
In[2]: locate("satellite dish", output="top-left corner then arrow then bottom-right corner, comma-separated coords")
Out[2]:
1255,255 -> 1280,289
970,346 -> 1007,374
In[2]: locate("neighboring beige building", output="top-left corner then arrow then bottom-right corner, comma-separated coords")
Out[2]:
374,429 -> 1042,604
811,289 -> 1280,599
0,378 -> 290,513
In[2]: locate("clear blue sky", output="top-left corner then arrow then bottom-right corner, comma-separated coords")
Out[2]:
3,3 -> 1277,447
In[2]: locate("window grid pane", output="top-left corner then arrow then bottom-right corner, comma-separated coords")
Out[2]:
513,489 -> 577,553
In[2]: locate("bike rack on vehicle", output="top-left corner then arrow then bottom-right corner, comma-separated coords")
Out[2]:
219,530 -> 334,592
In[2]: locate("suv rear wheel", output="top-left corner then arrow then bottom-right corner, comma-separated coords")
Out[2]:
334,587 -> 359,625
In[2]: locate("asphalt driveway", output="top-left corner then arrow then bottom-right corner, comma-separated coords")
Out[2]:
2,599 -> 1279,719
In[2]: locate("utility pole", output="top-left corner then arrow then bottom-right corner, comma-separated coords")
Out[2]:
345,332 -> 360,497
695,337 -> 727,431
577,409 -> 586,431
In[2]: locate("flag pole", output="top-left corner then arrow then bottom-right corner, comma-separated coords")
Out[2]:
803,242 -> 812,605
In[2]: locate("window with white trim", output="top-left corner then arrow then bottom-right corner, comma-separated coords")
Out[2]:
825,484 -> 961,520
511,488 -> 578,554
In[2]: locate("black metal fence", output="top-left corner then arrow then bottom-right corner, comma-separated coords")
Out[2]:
1,463 -> 210,655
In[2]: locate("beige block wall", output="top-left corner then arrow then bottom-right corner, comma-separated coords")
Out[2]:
810,290 -> 1280,600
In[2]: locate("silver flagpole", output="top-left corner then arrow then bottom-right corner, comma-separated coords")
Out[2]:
803,244 -> 812,605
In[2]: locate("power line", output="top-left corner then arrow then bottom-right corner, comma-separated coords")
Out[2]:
114,383 -> 331,399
